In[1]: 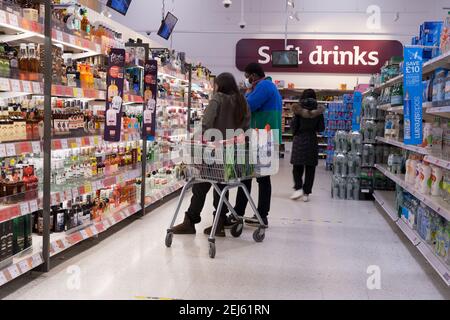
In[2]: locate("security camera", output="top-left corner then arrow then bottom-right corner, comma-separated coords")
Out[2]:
146,31 -> 151,36
223,0 -> 232,8
239,20 -> 246,29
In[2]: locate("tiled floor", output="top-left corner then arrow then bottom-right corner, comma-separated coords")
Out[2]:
1,159 -> 449,300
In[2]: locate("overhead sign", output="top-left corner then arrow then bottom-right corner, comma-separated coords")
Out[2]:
403,46 -> 423,145
236,39 -> 403,74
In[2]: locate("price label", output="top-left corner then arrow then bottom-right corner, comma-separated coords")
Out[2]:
65,190 -> 72,201
7,265 -> 20,279
84,183 -> 92,194
102,220 -> 110,229
76,138 -> 82,147
0,272 -> 6,286
8,13 -> 18,27
80,230 -> 88,239
6,144 -> 15,157
50,193 -> 58,205
22,81 -> 32,93
32,81 -> 41,94
29,200 -> 38,213
68,35 -> 75,45
95,44 -> 101,53
0,11 -> 7,24
10,79 -> 21,92
31,141 -> 41,154
18,260 -> 30,273
60,139 -> 68,150
55,30 -> 63,43
72,188 -> 79,199
20,202 -> 30,215
0,144 -> 6,158
0,78 -> 10,91
32,254 -> 42,266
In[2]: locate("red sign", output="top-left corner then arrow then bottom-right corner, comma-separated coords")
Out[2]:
236,39 -> 403,74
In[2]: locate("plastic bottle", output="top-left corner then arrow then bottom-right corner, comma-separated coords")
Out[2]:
415,161 -> 423,190
431,117 -> 443,157
408,155 -> 418,185
422,122 -> 433,150
419,162 -> 432,195
405,155 -> 412,183
431,165 -> 443,196
443,121 -> 450,161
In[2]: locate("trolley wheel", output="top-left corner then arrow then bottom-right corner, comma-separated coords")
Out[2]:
165,232 -> 173,248
253,228 -> 265,243
209,242 -> 216,259
230,222 -> 244,238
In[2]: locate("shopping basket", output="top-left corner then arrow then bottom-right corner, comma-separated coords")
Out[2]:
165,132 -> 276,258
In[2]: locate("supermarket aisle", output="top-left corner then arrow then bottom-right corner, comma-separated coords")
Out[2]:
1,159 -> 449,300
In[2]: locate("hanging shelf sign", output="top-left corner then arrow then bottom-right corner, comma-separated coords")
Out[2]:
104,48 -> 126,142
403,46 -> 423,145
143,60 -> 158,140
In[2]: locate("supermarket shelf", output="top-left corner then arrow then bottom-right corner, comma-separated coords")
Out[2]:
375,164 -> 450,221
417,241 -> 450,286
0,9 -> 102,56
123,93 -> 144,104
374,187 -> 450,285
0,198 -> 39,225
422,50 -> 450,75
377,102 -> 432,114
376,137 -> 428,155
49,203 -> 142,257
51,133 -> 141,151
146,156 -> 182,172
0,133 -> 141,158
423,155 -> 450,171
373,190 -> 398,222
377,103 -> 391,111
426,105 -> 450,118
144,181 -> 185,206
0,77 -> 109,100
0,248 -> 44,288
159,66 -> 188,82
49,166 -> 141,207
396,218 -> 421,245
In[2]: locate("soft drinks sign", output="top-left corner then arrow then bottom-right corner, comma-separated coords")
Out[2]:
236,39 -> 403,74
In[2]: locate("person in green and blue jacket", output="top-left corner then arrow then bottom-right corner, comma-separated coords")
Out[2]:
228,63 -> 282,227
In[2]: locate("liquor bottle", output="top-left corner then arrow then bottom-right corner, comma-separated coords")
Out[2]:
8,47 -> 19,79
80,8 -> 91,35
18,43 -> 29,77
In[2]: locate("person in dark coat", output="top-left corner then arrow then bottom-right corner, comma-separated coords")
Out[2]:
290,89 -> 325,202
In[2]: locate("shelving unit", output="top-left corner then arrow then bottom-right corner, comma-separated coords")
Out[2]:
373,188 -> 450,286
0,1 -> 213,289
368,46 -> 450,285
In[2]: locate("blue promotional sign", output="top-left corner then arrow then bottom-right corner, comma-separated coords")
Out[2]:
352,91 -> 362,131
403,46 -> 423,145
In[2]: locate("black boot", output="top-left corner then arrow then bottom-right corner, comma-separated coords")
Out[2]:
203,214 -> 226,237
172,214 -> 196,234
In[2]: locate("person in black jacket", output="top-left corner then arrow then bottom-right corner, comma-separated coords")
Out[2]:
290,89 -> 325,202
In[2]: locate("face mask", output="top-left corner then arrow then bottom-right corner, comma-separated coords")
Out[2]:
244,78 -> 252,89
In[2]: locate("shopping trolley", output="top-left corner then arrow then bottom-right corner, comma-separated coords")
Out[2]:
165,134 -> 273,258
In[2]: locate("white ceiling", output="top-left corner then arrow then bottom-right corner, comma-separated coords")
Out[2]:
107,0 -> 449,88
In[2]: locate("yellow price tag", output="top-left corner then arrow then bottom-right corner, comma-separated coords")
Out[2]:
71,142 -> 78,149
84,183 -> 92,194
93,137 -> 99,145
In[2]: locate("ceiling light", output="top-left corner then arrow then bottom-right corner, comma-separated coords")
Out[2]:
287,0 -> 295,8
